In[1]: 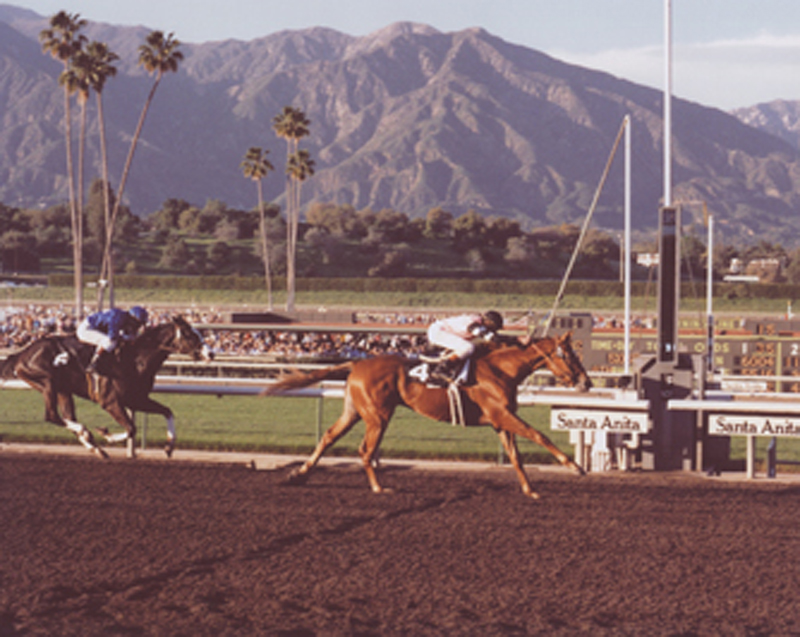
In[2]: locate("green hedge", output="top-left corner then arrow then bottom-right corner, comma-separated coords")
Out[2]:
44,273 -> 800,300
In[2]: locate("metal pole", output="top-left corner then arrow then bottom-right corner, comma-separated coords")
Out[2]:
624,115 -> 631,375
543,119 -> 628,336
767,437 -> 777,478
707,213 -> 714,372
664,0 -> 672,207
316,394 -> 323,443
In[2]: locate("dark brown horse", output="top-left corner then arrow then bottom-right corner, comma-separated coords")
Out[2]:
263,332 -> 592,498
1,315 -> 213,458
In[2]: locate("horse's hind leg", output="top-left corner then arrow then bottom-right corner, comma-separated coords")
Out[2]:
497,431 -> 539,499
19,371 -> 105,458
55,392 -> 108,459
288,392 -> 361,485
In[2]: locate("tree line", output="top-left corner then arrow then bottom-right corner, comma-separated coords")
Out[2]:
5,189 -> 799,286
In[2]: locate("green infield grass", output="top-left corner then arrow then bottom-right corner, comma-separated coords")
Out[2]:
2,387 -> 798,471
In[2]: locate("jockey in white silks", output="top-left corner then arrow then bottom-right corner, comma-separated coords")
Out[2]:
426,310 -> 503,384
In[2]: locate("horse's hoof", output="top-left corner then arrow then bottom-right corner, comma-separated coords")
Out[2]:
93,447 -> 109,460
563,458 -> 586,476
526,491 -> 541,500
96,427 -> 110,438
164,442 -> 175,458
283,470 -> 310,486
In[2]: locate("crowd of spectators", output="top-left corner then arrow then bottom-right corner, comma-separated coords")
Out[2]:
0,304 -> 76,350
5,304 -> 599,361
0,304 -> 430,361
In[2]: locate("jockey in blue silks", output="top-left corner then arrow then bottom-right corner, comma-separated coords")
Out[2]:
77,306 -> 149,373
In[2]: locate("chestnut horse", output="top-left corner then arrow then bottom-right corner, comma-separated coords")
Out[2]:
263,332 -> 592,498
1,315 -> 213,458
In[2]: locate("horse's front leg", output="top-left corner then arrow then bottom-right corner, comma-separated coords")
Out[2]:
490,409 -> 585,476
97,402 -> 138,458
287,394 -> 363,487
124,397 -> 176,457
497,430 -> 539,499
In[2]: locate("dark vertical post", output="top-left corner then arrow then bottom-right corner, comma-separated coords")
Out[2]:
657,206 -> 680,363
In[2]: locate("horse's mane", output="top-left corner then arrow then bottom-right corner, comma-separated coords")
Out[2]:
136,316 -> 187,344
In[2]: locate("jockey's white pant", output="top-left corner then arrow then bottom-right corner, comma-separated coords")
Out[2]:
77,320 -> 116,352
427,323 -> 475,359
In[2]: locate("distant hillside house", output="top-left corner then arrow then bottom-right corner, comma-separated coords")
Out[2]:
636,253 -> 659,268
745,258 -> 784,283
724,257 -> 783,283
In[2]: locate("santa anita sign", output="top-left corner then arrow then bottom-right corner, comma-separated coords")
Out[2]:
709,414 -> 800,438
550,409 -> 651,433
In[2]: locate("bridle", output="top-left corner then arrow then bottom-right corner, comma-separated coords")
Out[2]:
528,337 -> 577,386
156,322 -> 193,355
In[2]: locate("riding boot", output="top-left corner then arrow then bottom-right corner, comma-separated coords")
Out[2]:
86,348 -> 109,375
430,354 -> 464,386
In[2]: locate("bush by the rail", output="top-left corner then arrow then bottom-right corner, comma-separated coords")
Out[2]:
45,273 -> 800,300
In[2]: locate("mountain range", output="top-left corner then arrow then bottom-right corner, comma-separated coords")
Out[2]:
1,4 -> 800,244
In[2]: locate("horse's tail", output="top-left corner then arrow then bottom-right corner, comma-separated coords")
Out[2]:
0,352 -> 20,380
260,361 -> 354,396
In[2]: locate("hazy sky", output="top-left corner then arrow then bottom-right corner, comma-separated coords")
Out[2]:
9,0 -> 800,110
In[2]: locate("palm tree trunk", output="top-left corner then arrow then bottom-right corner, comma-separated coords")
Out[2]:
95,93 -> 111,310
284,137 -> 295,313
285,174 -> 297,312
257,180 -> 273,309
63,86 -> 82,319
99,73 -> 162,308
76,97 -> 87,316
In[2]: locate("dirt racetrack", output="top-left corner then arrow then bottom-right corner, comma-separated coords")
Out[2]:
1,450 -> 799,636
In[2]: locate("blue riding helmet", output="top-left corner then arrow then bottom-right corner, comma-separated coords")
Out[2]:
129,306 -> 148,325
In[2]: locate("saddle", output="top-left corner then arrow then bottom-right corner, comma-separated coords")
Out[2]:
47,336 -> 118,377
407,353 -> 470,427
44,335 -> 87,368
409,351 -> 471,387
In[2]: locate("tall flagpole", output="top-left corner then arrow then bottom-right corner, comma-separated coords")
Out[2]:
664,0 -> 672,207
624,115 -> 631,375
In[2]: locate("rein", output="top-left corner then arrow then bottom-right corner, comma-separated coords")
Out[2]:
527,338 -> 570,384
157,324 -> 183,354
142,323 -> 185,356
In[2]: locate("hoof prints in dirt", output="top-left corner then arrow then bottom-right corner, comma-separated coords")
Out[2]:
1,454 -> 799,635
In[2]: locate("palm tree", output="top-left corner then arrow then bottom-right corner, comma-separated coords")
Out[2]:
99,30 -> 183,308
81,41 -> 118,309
39,11 -> 87,318
240,147 -> 276,308
58,63 -> 89,319
62,50 -> 101,307
285,149 -> 315,311
272,106 -> 310,312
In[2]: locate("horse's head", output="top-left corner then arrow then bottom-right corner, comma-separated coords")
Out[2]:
532,332 -> 592,392
168,315 -> 214,362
